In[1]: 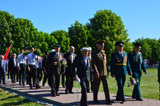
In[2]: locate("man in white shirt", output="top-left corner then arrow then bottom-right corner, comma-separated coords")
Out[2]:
17,48 -> 26,86
26,47 -> 40,89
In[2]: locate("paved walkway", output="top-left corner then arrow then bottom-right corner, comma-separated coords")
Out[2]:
0,79 -> 159,106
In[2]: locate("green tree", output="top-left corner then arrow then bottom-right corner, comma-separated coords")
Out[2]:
0,11 -> 14,54
68,21 -> 90,54
135,38 -> 159,64
87,9 -> 131,61
50,30 -> 70,53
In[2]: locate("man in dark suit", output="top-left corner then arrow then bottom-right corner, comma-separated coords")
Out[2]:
8,53 -> 17,83
72,47 -> 91,106
48,44 -> 63,97
111,41 -> 132,103
128,43 -> 147,101
64,46 -> 76,94
92,40 -> 113,104
42,52 -> 49,86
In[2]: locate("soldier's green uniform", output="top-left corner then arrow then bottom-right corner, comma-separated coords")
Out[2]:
92,40 -> 112,104
128,43 -> 146,101
111,41 -> 132,102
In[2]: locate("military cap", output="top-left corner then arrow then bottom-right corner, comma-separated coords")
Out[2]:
55,44 -> 61,47
88,47 -> 92,51
51,49 -> 55,52
115,41 -> 124,46
96,40 -> 106,45
81,47 -> 89,51
133,43 -> 142,46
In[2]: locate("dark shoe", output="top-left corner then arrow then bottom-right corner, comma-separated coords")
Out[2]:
105,100 -> 114,105
3,83 -> 6,85
69,91 -> 74,94
30,86 -> 32,89
121,100 -> 126,104
65,90 -> 69,94
87,89 -> 90,93
62,84 -> 65,88
52,93 -> 56,97
56,92 -> 60,96
93,100 -> 99,104
136,98 -> 143,101
19,83 -> 21,85
36,85 -> 41,89
115,99 -> 121,101
23,84 -> 25,86
132,96 -> 136,99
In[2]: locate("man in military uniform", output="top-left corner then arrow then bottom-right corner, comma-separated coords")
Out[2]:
128,43 -> 147,101
92,40 -> 113,104
111,41 -> 132,103
72,47 -> 91,106
47,44 -> 63,96
64,46 -> 76,94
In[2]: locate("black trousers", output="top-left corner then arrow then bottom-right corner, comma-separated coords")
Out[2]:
37,68 -> 43,82
42,69 -> 48,86
65,73 -> 74,92
11,67 -> 17,83
80,79 -> 88,106
61,73 -> 65,86
28,65 -> 39,87
19,64 -> 26,85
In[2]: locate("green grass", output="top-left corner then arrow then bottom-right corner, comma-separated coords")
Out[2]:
0,89 -> 46,106
73,68 -> 160,100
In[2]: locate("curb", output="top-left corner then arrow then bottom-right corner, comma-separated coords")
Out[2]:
0,86 -> 69,106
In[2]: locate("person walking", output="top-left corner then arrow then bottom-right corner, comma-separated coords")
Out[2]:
64,46 -> 76,94
128,43 -> 147,101
92,40 -> 113,104
111,41 -> 132,103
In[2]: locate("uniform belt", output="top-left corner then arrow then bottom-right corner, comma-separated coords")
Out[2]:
115,63 -> 126,65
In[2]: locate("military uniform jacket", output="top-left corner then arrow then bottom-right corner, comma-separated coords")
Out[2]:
111,51 -> 132,76
47,51 -> 63,75
92,48 -> 108,76
64,52 -> 76,75
128,51 -> 146,77
72,54 -> 91,81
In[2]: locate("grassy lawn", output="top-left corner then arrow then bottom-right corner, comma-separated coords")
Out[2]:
0,89 -> 46,106
73,68 -> 160,100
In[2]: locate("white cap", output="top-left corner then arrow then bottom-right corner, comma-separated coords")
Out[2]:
88,47 -> 92,51
80,47 -> 89,51
51,49 -> 55,52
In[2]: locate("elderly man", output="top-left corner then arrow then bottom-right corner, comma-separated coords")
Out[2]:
128,43 -> 147,101
111,41 -> 132,103
0,55 -> 7,84
72,47 -> 91,106
8,53 -> 17,83
92,40 -> 113,104
64,46 -> 76,94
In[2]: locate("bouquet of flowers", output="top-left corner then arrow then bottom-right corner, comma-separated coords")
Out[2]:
34,49 -> 42,56
127,77 -> 138,87
61,58 -> 68,68
23,50 -> 30,56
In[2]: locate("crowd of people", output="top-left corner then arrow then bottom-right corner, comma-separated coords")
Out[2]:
1,40 -> 158,106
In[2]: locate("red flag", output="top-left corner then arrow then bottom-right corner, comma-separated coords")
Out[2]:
4,44 -> 12,60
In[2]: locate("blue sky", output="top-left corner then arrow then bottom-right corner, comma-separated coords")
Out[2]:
0,0 -> 160,42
